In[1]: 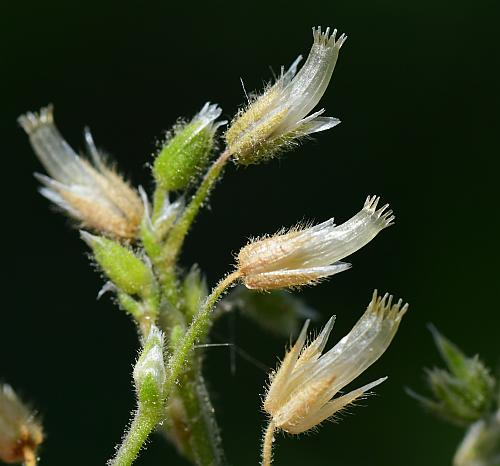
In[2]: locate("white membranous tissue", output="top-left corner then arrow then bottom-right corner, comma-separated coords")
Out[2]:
7,25 -> 498,466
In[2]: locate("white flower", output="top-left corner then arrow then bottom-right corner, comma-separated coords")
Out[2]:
0,384 -> 43,466
264,290 -> 408,434
18,105 -> 144,240
226,26 -> 347,164
237,195 -> 394,289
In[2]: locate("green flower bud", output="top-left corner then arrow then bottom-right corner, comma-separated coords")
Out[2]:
153,103 -> 225,191
409,326 -> 496,426
81,231 -> 152,297
134,325 -> 166,404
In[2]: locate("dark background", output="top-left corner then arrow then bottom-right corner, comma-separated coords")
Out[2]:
2,0 -> 499,465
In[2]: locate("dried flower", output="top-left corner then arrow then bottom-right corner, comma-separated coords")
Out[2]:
237,196 -> 394,289
226,26 -> 346,164
18,105 -> 144,240
0,384 -> 43,466
263,291 -> 408,434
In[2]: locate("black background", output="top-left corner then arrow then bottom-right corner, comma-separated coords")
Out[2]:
2,0 -> 499,465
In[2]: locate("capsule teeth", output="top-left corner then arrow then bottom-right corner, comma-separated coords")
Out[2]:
363,195 -> 379,211
18,104 -> 54,134
369,291 -> 409,320
376,204 -> 390,217
313,26 -> 344,47
336,34 -> 348,48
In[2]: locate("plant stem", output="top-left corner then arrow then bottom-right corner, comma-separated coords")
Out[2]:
160,150 -> 232,271
261,419 -> 276,466
108,406 -> 161,466
165,270 -> 241,396
178,366 -> 223,465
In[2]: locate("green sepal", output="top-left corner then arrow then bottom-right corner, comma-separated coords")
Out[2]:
117,292 -> 143,319
82,232 -> 152,297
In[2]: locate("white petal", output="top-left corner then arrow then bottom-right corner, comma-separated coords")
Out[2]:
299,116 -> 341,135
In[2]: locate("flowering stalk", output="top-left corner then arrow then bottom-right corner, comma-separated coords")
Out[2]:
17,24 -> 412,466
164,270 -> 241,397
158,149 -> 232,274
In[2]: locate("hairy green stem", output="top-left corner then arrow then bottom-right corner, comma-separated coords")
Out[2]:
109,406 -> 161,466
165,271 -> 241,396
178,366 -> 223,465
160,150 -> 231,270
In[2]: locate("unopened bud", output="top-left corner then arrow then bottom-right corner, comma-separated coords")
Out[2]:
153,103 -> 225,191
82,232 -> 153,297
133,325 -> 166,404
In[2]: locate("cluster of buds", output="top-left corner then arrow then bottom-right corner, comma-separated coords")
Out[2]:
0,385 -> 43,466
263,291 -> 408,434
408,326 -> 496,426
